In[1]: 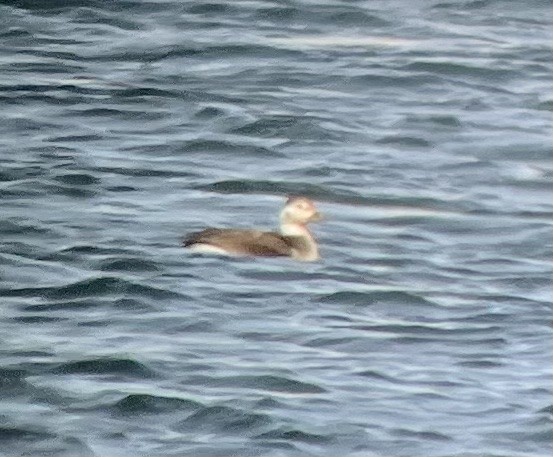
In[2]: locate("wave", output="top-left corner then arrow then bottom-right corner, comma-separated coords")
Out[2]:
51,357 -> 157,378
3,277 -> 184,301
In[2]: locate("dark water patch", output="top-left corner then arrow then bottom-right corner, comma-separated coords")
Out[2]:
55,83 -> 118,97
0,166 -> 45,182
312,313 -> 355,324
349,73 -> 443,88
449,312 -> 512,324
226,291 -> 274,301
403,61 -> 516,81
0,219 -> 51,236
536,99 -> 553,111
96,46 -> 201,64
254,441 -> 300,453
0,27 -> 32,38
3,277 -> 184,301
230,115 -> 341,141
238,331 -> 293,343
11,315 -> 67,324
468,142 -> 551,162
186,374 -> 325,394
404,390 -> 452,401
200,179 -> 470,212
329,10 -> 389,27
238,270 -> 325,282
376,135 -> 432,148
22,298 -> 101,313
0,367 -> 65,405
538,404 -> 553,415
112,393 -> 202,415
4,0 -> 104,12
68,107 -> 125,117
525,427 -> 553,445
33,36 -> 87,47
392,428 -> 452,441
113,297 -> 154,311
318,290 -> 437,307
0,368 -> 28,390
2,117 -> 57,132
290,165 -> 338,178
0,83 -> 88,96
254,428 -> 331,444
198,179 -> 364,204
390,334 -> 506,349
94,165 -> 199,179
510,209 -> 552,221
58,245 -> 135,256
456,360 -> 504,368
199,179 -> 320,197
1,61 -> 85,74
492,274 -> 552,291
0,426 -> 93,456
16,49 -> 83,62
77,319 -> 111,327
44,182 -> 96,198
14,350 -> 55,358
106,185 -> 138,192
403,114 -> 463,128
458,337 -> 508,347
99,257 -> 159,272
168,320 -> 215,333
69,7 -> 143,31
255,6 -> 298,21
0,92 -> 86,107
241,69 -> 340,89
53,173 -> 100,186
201,44 -> 303,59
354,323 -> 502,338
179,139 -> 279,157
111,86 -> 181,99
174,405 -> 272,434
468,257 -> 543,270
68,107 -> 167,121
0,426 -> 56,444
0,171 -> 21,182
51,358 -> 157,378
355,370 -> 401,384
194,106 -> 225,119
46,134 -> 103,143
304,336 -> 358,348
253,397 -> 285,410
187,2 -> 230,14
432,0 -> 493,10
437,159 -> 497,171
1,186 -> 48,199
234,375 -> 325,394
0,242 -> 39,259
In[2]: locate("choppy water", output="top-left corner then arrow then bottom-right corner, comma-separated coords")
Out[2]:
1,0 -> 552,456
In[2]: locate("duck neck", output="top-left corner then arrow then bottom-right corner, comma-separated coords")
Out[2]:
280,220 -> 319,261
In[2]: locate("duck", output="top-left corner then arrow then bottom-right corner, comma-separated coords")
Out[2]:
182,196 -> 322,261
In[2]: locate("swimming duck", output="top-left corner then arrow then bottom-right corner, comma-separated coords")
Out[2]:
182,196 -> 322,261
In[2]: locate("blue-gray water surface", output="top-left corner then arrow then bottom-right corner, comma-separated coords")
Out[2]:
0,1 -> 551,456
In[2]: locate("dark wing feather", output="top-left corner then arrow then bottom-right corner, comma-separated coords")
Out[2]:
183,228 -> 293,257
182,228 -> 225,247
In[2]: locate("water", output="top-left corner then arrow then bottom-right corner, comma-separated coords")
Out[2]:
0,1 -> 551,456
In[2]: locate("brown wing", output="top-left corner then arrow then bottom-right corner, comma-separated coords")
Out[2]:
183,228 -> 225,247
183,228 -> 293,257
